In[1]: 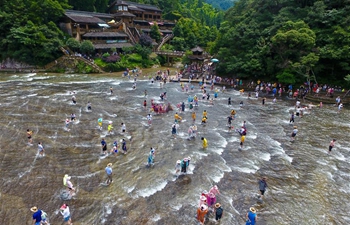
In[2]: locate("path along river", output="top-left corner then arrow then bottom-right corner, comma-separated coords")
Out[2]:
0,72 -> 349,225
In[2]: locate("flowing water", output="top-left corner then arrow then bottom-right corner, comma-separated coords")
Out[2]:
0,72 -> 349,225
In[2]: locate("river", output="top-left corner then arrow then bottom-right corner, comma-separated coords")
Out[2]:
0,72 -> 349,225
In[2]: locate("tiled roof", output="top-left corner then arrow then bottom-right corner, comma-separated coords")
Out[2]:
191,46 -> 204,52
83,32 -> 128,38
65,10 -> 113,19
65,13 -> 107,24
141,29 -> 173,33
93,43 -> 134,49
126,1 -> 162,12
133,20 -> 149,23
128,5 -> 145,12
114,11 -> 136,17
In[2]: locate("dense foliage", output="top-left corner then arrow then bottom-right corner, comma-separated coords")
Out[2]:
0,0 -> 223,67
212,0 -> 350,85
204,0 -> 235,11
0,0 -> 69,66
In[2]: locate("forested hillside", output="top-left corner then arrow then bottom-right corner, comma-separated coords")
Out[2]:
0,0 -> 223,66
212,0 -> 350,85
204,0 -> 235,10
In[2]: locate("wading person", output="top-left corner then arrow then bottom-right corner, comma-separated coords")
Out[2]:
105,163 -> 113,185
258,177 -> 268,199
60,204 -> 72,225
215,203 -> 224,222
329,139 -> 336,154
291,126 -> 298,141
246,207 -> 257,225
201,137 -> 208,148
27,129 -> 33,145
196,204 -> 209,225
30,206 -> 42,225
101,138 -> 107,155
37,142 -> 45,157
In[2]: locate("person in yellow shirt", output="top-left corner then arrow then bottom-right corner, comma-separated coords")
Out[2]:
240,135 -> 246,149
192,111 -> 196,123
203,110 -> 207,117
201,137 -> 208,148
107,121 -> 113,134
201,116 -> 207,124
174,112 -> 182,123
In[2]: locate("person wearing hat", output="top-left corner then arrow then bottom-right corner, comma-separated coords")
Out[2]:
258,177 -> 268,199
215,203 -> 224,222
175,160 -> 181,175
246,207 -> 257,225
60,204 -> 72,225
291,126 -> 298,141
196,204 -> 209,225
30,206 -> 42,225
105,163 -> 113,185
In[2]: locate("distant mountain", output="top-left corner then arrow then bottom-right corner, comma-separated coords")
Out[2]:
204,0 -> 235,10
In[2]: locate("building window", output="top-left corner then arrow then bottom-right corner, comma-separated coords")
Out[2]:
123,6 -> 128,11
118,6 -> 122,11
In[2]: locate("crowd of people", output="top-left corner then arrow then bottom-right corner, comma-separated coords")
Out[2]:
26,67 -> 345,225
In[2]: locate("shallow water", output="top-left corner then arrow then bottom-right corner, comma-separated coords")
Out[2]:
0,72 -> 349,225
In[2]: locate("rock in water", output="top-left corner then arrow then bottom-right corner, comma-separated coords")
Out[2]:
60,189 -> 72,200
176,174 -> 192,185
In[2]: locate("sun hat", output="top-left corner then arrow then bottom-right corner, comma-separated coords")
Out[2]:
200,196 -> 207,202
200,204 -> 208,211
184,158 -> 188,162
187,156 -> 191,160
30,206 -> 38,212
215,203 -> 221,208
262,177 -> 267,180
60,204 -> 67,210
176,160 -> 181,164
250,207 -> 256,213
107,163 -> 112,167
109,121 -> 113,124
64,174 -> 71,180
213,185 -> 218,189
293,126 -> 297,128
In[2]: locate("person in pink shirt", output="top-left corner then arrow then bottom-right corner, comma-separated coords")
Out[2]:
209,185 -> 220,196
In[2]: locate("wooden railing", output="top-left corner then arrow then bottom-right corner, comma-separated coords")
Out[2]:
156,34 -> 173,51
124,24 -> 137,44
154,51 -> 184,57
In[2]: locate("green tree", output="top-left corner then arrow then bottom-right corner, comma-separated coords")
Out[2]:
66,38 -> 81,52
150,24 -> 162,43
80,40 -> 95,54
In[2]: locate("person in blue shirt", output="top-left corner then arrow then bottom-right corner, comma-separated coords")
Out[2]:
246,207 -> 257,225
105,163 -> 113,185
30,206 -> 42,225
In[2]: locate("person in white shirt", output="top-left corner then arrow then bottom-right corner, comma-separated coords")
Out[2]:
60,204 -> 72,225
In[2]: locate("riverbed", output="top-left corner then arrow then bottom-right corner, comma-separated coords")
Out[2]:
0,72 -> 349,225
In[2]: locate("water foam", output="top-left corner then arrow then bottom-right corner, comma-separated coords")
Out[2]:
135,180 -> 168,198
